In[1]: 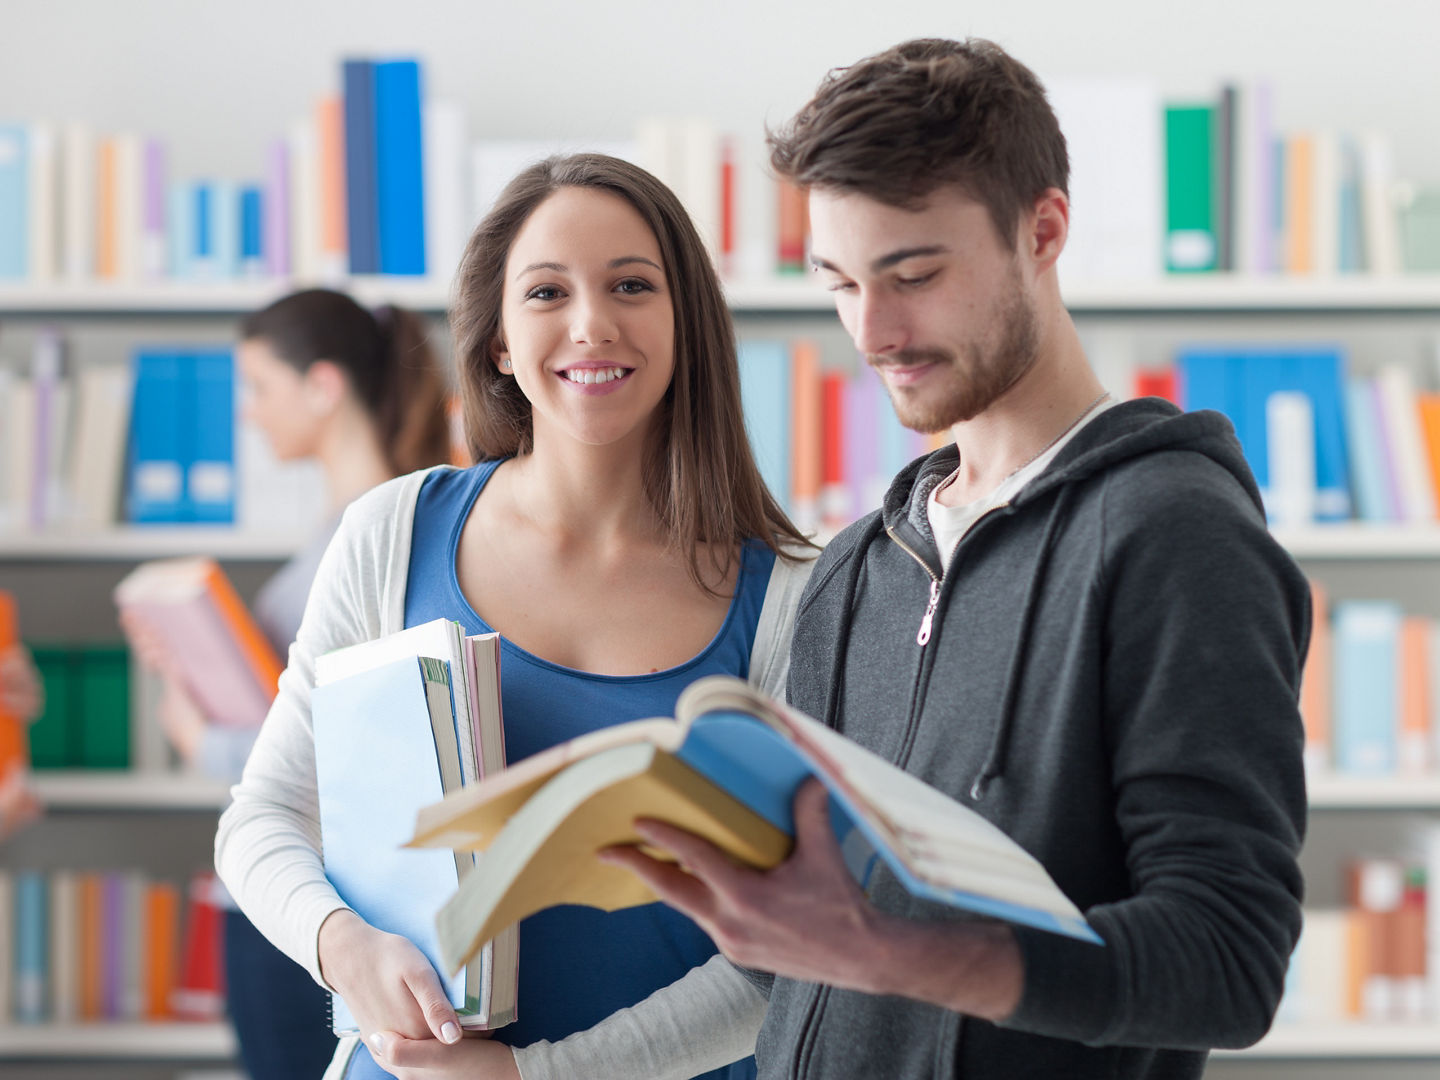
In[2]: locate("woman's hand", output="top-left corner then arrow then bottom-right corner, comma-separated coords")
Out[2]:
0,645 -> 43,722
0,766 -> 41,841
317,910 -> 464,1048
367,1030 -> 519,1080
156,677 -> 208,765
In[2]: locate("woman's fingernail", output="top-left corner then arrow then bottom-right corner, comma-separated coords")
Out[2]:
441,1021 -> 460,1044
368,1033 -> 386,1054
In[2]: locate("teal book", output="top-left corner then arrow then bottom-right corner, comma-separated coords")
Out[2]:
1165,104 -> 1217,272
737,340 -> 791,511
312,653 -> 510,1034
413,675 -> 1101,978
1333,602 -> 1401,775
0,125 -> 26,279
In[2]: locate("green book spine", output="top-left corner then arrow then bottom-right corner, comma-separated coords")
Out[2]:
1166,104 -> 1217,272
76,644 -> 130,769
28,645 -> 75,769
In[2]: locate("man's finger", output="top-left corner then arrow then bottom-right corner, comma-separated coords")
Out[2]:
599,844 -> 717,918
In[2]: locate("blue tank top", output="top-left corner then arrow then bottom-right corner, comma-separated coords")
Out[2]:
346,461 -> 770,1080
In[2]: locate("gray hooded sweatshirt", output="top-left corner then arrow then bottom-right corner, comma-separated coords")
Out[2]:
746,398 -> 1310,1079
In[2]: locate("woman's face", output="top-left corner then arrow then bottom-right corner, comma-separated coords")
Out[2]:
494,186 -> 676,453
237,337 -> 322,461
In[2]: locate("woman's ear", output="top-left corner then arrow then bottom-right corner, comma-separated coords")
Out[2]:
302,359 -> 348,415
490,333 -> 512,374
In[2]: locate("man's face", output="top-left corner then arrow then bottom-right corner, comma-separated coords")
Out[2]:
809,186 -> 1039,433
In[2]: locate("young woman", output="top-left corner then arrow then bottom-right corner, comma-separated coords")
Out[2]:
124,288 -> 451,1080
215,154 -> 814,1080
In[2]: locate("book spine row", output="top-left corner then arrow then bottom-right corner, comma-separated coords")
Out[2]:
0,335 -> 331,536
1300,581 -> 1440,780
1148,344 -> 1440,527
0,868 -> 222,1025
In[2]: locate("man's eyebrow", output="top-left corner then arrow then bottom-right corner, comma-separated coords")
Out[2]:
516,256 -> 663,281
810,245 -> 951,275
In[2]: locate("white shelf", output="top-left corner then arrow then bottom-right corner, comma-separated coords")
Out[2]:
33,771 -> 231,810
0,527 -> 304,561
1215,1022 -> 1440,1058
1272,524 -> 1440,560
7,274 -> 1440,316
1308,774 -> 1440,809
0,1020 -> 236,1058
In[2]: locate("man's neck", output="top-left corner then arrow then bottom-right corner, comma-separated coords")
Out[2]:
936,313 -> 1104,508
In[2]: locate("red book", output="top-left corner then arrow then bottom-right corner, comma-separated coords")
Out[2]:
1133,366 -> 1178,404
790,342 -> 823,532
171,872 -> 225,1020
777,180 -> 808,275
0,592 -> 29,779
719,136 -> 736,279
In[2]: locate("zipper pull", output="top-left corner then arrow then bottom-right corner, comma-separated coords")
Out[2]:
916,578 -> 941,646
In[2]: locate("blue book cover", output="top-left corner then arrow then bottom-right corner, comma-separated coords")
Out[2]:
374,59 -> 427,276
127,350 -> 191,523
312,656 -> 475,1034
342,59 -> 380,274
239,185 -> 264,270
1344,377 -> 1394,523
189,350 -> 236,524
1177,347 -> 1247,433
192,183 -> 213,272
1293,349 -> 1352,521
1239,352 -> 1286,508
15,871 -> 47,1022
737,340 -> 792,511
0,125 -> 27,279
1332,601 -> 1401,775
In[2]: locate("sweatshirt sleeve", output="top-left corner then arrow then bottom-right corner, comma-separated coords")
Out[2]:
213,496 -> 392,988
1003,459 -> 1309,1049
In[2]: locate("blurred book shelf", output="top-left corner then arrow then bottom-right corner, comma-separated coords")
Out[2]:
0,1021 -> 236,1058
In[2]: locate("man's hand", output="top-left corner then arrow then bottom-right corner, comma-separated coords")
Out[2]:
317,910 -> 464,1048
367,1030 -> 519,1080
600,778 -> 887,991
600,777 -> 1025,1021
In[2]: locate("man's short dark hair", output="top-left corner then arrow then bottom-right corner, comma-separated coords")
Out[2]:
768,38 -> 1069,249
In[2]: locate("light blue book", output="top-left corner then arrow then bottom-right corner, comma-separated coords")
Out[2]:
312,655 -> 492,1035
0,125 -> 27,279
166,181 -> 191,279
737,340 -> 791,510
15,871 -> 47,1023
210,180 -> 240,280
423,675 -> 1100,978
1344,377 -> 1395,523
1333,601 -> 1401,775
375,59 -> 427,275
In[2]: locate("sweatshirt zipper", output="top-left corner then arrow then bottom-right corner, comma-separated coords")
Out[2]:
885,502 -> 1010,647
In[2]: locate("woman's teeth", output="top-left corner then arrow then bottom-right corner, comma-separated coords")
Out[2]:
563,368 -> 628,384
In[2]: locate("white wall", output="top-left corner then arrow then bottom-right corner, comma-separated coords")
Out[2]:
2,0 -> 1439,182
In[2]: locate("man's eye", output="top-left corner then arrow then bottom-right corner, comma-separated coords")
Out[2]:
898,272 -> 938,288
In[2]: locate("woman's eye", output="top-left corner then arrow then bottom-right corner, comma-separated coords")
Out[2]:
615,278 -> 654,296
525,285 -> 563,302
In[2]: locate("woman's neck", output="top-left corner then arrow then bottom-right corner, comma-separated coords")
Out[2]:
315,403 -> 394,514
504,432 -> 663,550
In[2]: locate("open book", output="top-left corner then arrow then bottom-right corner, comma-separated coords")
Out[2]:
410,675 -> 1101,977
313,619 -> 515,1033
113,556 -> 281,730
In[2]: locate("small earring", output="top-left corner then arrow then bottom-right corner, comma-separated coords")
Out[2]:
501,359 -> 512,371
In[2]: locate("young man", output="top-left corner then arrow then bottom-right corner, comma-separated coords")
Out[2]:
369,37 -> 1310,1080
604,36 -> 1311,1080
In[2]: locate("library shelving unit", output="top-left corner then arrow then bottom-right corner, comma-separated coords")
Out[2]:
6,274 -> 1440,1076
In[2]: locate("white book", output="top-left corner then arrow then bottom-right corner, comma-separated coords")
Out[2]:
120,872 -> 146,1020
27,123 -> 58,282
1360,130 -> 1402,275
1047,78 -> 1164,284
288,118 -> 321,283
1311,130 -> 1342,277
680,118 -> 721,264
65,363 -> 133,528
470,138 -> 638,226
1265,391 -> 1317,527
3,376 -> 34,532
735,130 -> 777,284
423,100 -> 468,287
1233,81 -> 1273,275
634,117 -> 682,199
49,870 -> 78,1023
1292,907 -> 1348,1023
129,651 -> 174,772
61,123 -> 94,281
1375,363 -> 1436,523
113,133 -> 143,283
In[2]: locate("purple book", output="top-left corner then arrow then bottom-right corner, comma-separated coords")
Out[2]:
266,139 -> 290,278
1252,83 -> 1274,274
142,140 -> 167,279
29,330 -> 63,529
1368,377 -> 1404,521
844,365 -> 882,519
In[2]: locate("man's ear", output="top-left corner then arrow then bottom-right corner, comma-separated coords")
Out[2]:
303,359 -> 348,415
1027,188 -> 1070,275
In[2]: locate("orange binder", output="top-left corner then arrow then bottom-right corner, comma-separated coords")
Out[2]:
1298,579 -> 1331,774
0,592 -> 29,779
95,139 -> 119,280
317,95 -> 348,268
144,881 -> 180,1020
790,341 -> 823,529
1398,617 -> 1432,775
1285,134 -> 1315,275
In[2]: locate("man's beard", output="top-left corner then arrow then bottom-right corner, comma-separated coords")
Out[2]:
872,285 -> 1040,435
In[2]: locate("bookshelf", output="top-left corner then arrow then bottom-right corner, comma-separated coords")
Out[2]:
31,772 -> 231,811
0,529 -> 305,562
0,1022 -> 236,1059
